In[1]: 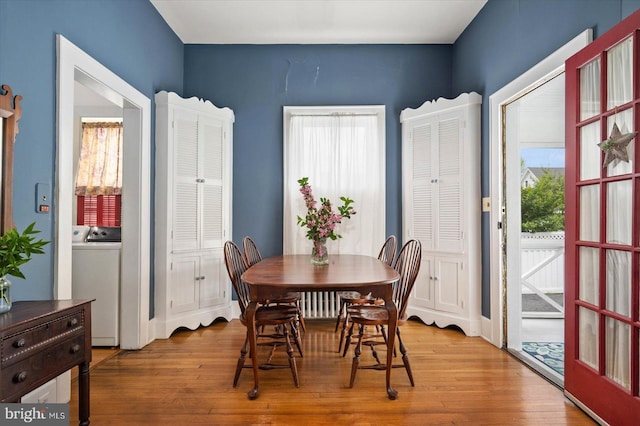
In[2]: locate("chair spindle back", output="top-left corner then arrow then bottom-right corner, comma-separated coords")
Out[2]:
224,240 -> 251,315
242,236 -> 263,267
377,235 -> 397,266
392,239 -> 422,320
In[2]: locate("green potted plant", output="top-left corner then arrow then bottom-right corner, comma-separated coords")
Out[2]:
0,222 -> 49,313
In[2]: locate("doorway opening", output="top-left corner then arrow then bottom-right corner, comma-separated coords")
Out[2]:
503,72 -> 565,386
488,29 -> 593,386
56,35 -> 151,350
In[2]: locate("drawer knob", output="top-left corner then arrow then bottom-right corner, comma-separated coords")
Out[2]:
68,318 -> 79,327
70,344 -> 81,354
13,338 -> 26,348
13,371 -> 27,383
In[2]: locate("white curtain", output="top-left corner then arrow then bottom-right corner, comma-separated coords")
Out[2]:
607,37 -> 633,110
577,40 -> 633,388
605,250 -> 631,389
580,58 -> 600,120
283,111 -> 385,256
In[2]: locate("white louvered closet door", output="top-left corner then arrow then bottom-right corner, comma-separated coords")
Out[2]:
199,115 -> 225,250
410,121 -> 436,309
436,114 -> 463,253
411,122 -> 434,251
173,108 -> 200,252
401,92 -> 482,336
155,90 -> 234,339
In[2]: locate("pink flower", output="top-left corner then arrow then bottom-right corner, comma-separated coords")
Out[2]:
296,177 -> 356,244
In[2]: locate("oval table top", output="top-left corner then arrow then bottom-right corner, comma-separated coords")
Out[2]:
242,254 -> 399,289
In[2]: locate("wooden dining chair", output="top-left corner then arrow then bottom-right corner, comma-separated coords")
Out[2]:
224,240 -> 301,388
344,239 -> 422,388
242,236 -> 306,334
335,235 -> 397,353
242,236 -> 263,268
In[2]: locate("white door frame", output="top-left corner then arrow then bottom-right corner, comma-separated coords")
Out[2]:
55,35 -> 152,350
487,29 -> 592,347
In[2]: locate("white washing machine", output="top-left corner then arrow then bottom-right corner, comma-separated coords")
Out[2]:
72,225 -> 121,347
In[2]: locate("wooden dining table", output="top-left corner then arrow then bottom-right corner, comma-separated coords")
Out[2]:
241,254 -> 400,400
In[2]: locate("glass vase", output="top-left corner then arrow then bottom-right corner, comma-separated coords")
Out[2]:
0,276 -> 11,313
311,239 -> 329,265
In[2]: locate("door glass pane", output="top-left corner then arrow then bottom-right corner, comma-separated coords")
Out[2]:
606,109 -> 634,176
606,249 -> 631,317
579,247 -> 599,305
580,58 -> 601,120
579,185 -> 600,241
606,180 -> 632,245
607,37 -> 633,109
579,306 -> 599,370
605,317 -> 630,390
580,122 -> 601,180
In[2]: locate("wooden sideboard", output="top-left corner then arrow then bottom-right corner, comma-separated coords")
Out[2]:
0,300 -> 92,426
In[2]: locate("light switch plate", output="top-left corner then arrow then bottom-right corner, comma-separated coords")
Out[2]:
482,197 -> 491,212
36,183 -> 51,214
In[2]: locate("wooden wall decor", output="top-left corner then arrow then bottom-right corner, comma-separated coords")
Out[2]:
0,84 -> 21,234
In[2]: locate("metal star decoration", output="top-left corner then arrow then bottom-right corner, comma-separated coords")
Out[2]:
598,122 -> 637,167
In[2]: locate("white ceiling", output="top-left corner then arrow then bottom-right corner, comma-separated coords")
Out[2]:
150,0 -> 487,44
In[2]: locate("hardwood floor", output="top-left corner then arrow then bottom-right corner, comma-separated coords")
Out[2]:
69,319 -> 595,425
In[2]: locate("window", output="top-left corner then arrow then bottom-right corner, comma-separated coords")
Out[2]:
75,120 -> 123,226
283,106 -> 385,256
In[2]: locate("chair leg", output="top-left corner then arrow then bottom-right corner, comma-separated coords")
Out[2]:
297,306 -> 307,334
283,325 -> 299,387
342,321 -> 356,357
397,328 -> 414,386
338,307 -> 351,354
290,322 -> 304,357
349,324 -> 365,388
378,325 -> 396,357
233,334 -> 249,387
334,300 -> 346,332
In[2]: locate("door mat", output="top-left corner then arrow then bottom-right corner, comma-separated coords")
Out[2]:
522,342 -> 564,376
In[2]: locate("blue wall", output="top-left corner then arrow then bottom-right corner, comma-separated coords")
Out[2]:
184,44 -> 452,257
452,0 -> 640,316
0,0 -> 183,300
2,0 -> 640,320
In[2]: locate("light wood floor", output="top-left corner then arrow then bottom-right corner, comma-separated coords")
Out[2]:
69,319 -> 595,425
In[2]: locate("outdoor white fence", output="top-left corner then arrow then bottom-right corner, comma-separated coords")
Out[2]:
521,231 -> 564,317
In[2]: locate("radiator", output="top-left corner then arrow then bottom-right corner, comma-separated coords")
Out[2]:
298,291 -> 341,319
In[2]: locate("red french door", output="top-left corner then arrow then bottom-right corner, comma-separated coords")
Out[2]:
565,9 -> 640,425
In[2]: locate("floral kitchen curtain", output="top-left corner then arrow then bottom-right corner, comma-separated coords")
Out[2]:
75,121 -> 123,196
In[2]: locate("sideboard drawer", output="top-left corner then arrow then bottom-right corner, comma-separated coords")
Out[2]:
1,334 -> 86,399
0,300 -> 92,424
0,307 -> 85,366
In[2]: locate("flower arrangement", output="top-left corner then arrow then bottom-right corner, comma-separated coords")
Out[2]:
296,177 -> 355,263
